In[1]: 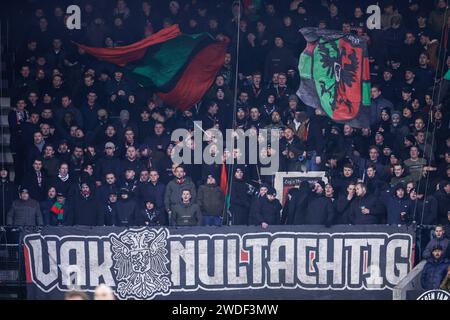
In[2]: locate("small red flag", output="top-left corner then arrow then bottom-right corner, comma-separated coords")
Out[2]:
220,162 -> 228,195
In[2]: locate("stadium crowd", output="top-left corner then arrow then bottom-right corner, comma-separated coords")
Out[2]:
1,0 -> 450,281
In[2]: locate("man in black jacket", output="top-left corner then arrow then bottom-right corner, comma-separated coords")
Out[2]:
95,142 -> 121,185
248,184 -> 269,225
115,188 -> 139,226
304,180 -> 335,226
349,182 -> 383,225
138,197 -> 167,226
230,166 -> 251,225
101,192 -> 119,226
257,187 -> 282,229
335,182 -> 357,225
22,158 -> 48,202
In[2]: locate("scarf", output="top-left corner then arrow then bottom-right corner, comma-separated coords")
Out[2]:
51,202 -> 64,221
145,208 -> 157,222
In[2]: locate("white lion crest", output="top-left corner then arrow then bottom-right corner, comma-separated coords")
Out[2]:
111,228 -> 171,299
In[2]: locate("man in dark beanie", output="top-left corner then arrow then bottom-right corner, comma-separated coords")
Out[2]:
421,245 -> 449,290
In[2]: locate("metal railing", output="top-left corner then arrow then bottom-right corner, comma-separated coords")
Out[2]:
0,227 -> 26,299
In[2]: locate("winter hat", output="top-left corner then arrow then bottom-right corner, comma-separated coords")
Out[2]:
316,180 -> 326,189
391,111 -> 401,119
119,110 -> 130,121
288,94 -> 299,103
144,196 -> 156,205
394,183 -> 406,192
119,188 -> 130,196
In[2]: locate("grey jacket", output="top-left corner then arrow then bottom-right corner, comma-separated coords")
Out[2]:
7,199 -> 43,226
164,177 -> 197,212
171,202 -> 202,226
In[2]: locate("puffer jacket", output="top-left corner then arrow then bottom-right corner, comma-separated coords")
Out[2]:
421,257 -> 450,290
7,199 -> 43,226
197,183 -> 225,217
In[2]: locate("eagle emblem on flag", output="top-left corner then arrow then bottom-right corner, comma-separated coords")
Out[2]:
111,228 -> 171,299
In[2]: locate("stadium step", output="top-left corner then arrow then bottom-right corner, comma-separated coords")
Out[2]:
0,133 -> 10,145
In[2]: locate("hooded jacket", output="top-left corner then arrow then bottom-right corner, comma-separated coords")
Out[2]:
421,257 -> 450,290
384,186 -> 412,225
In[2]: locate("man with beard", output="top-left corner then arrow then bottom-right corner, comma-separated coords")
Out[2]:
349,182 -> 383,225
304,180 -> 335,226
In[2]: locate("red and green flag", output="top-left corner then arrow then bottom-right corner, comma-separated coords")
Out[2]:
296,28 -> 371,128
76,25 -> 229,111
220,161 -> 230,213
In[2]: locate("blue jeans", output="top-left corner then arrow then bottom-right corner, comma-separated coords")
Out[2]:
202,215 -> 222,226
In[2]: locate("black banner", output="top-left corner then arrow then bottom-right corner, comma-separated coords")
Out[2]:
22,225 -> 415,300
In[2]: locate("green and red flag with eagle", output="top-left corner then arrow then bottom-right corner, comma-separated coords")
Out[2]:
296,28 -> 371,128
76,25 -> 229,111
